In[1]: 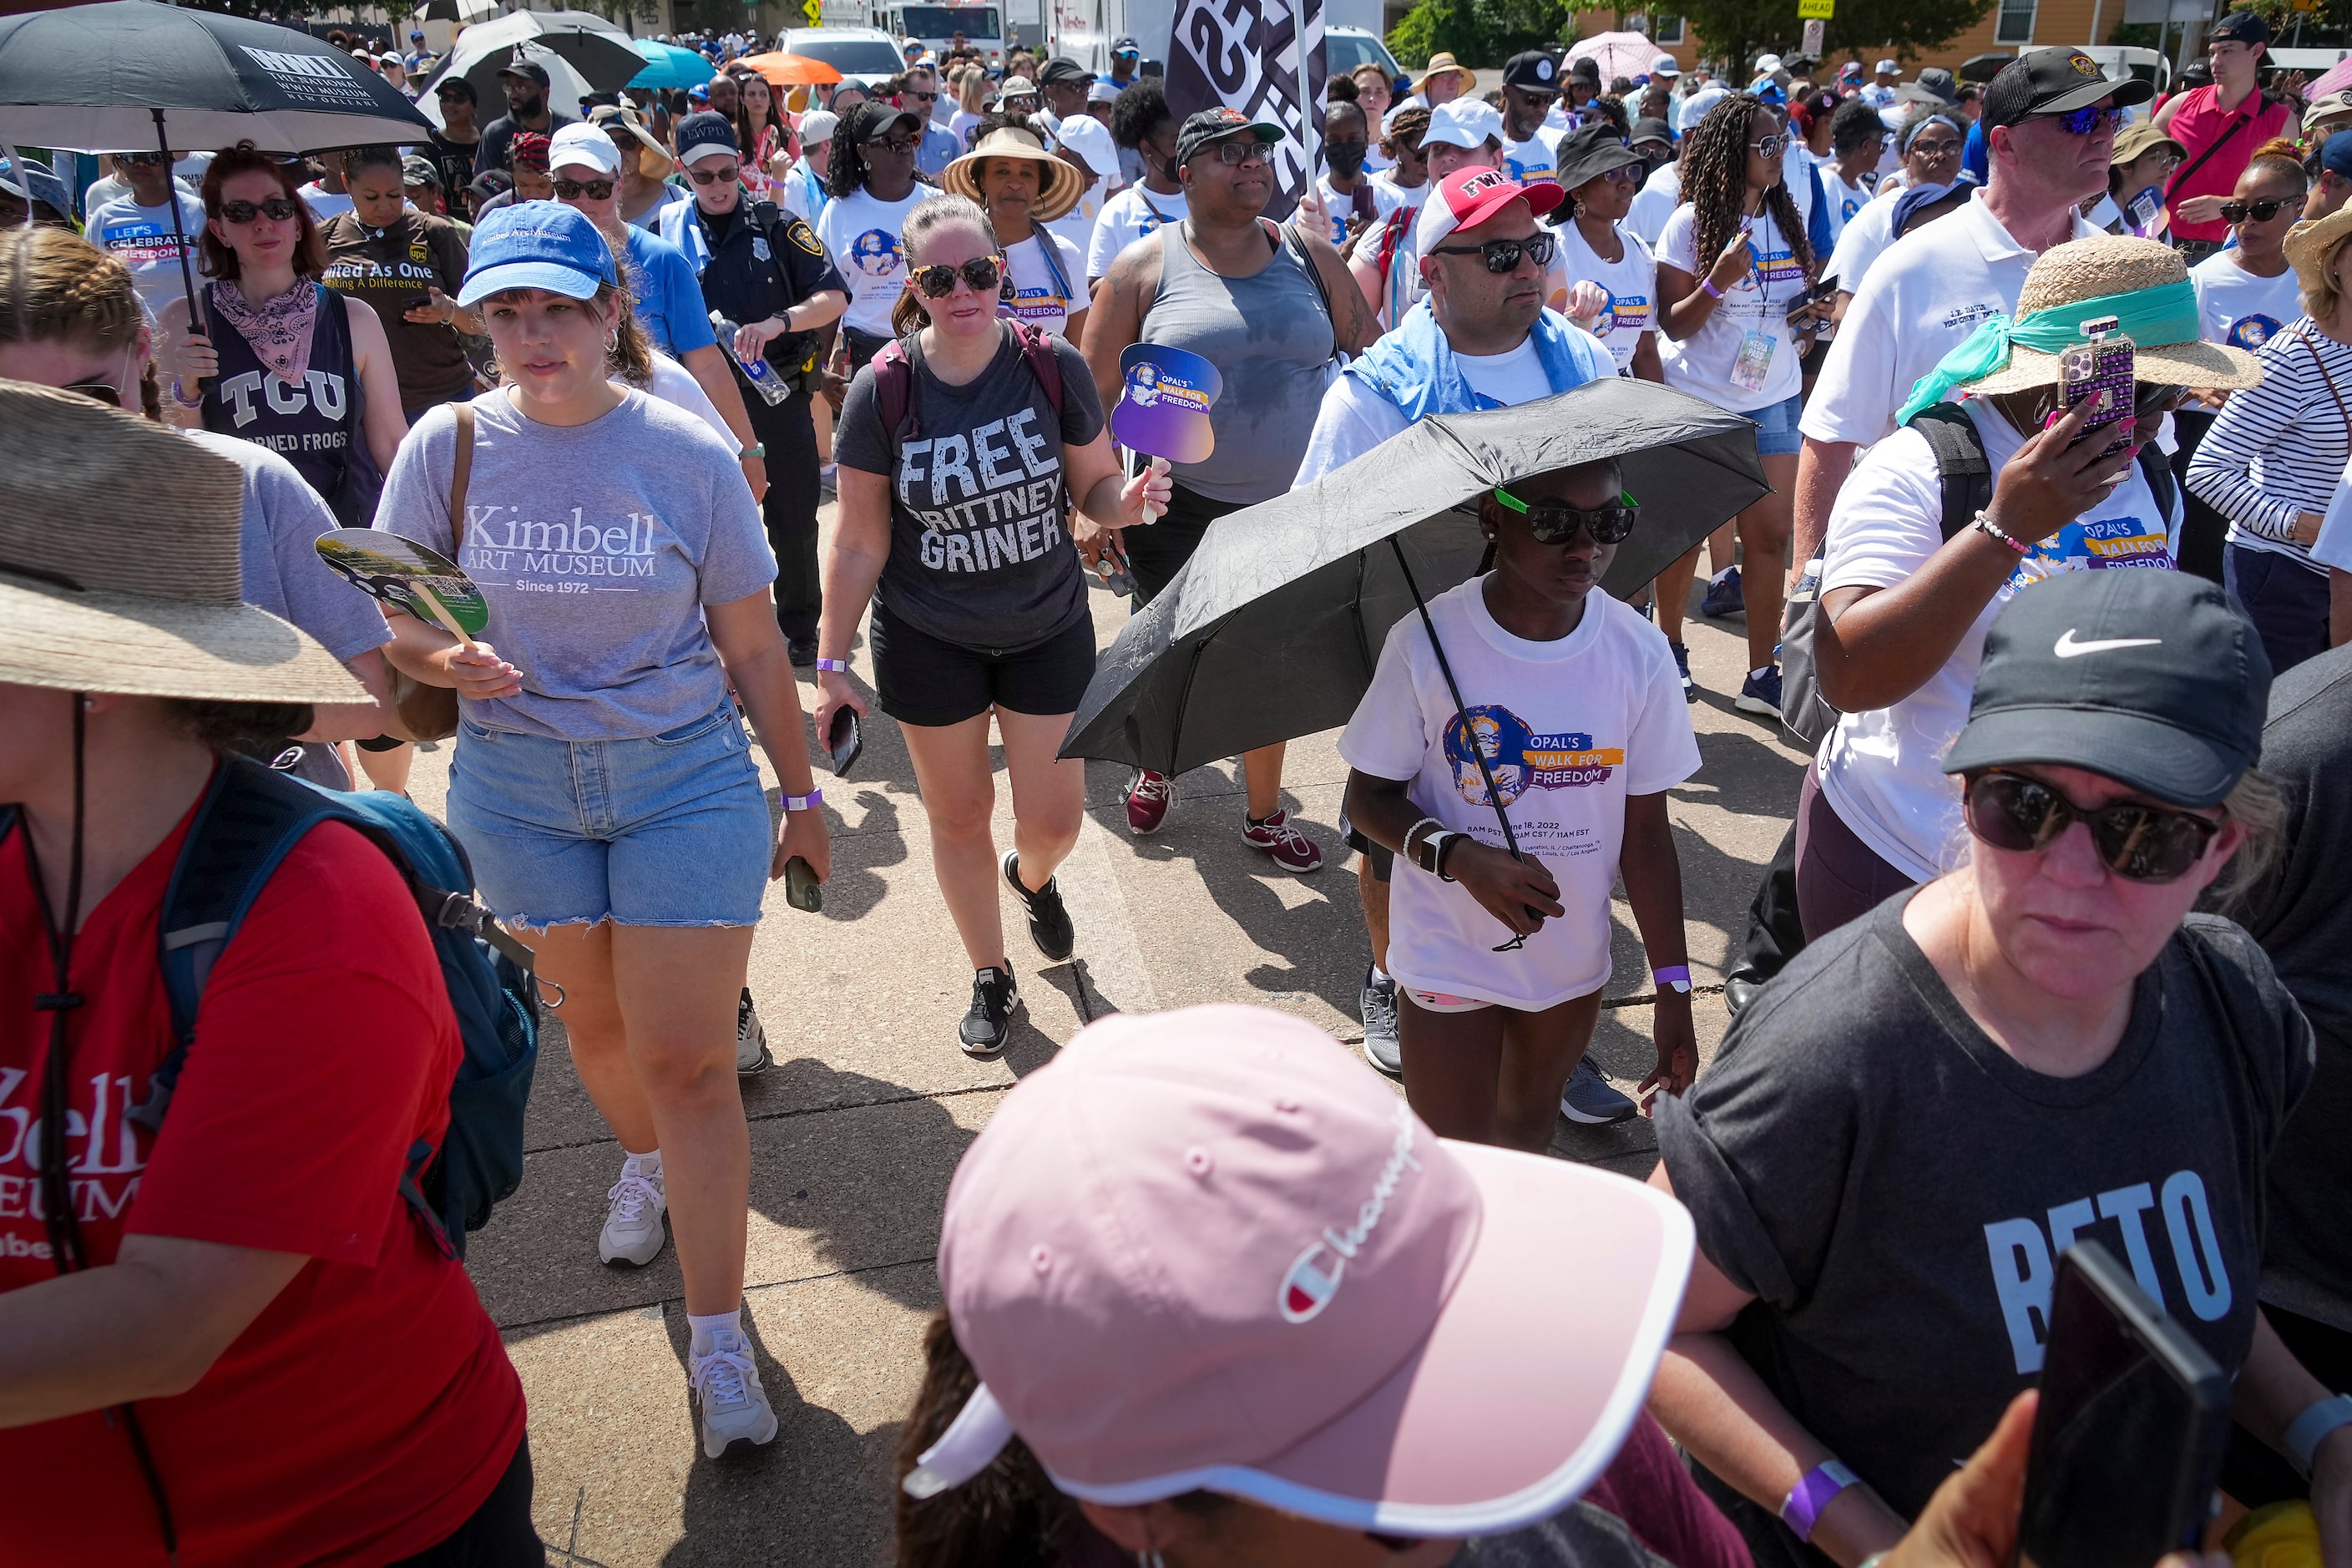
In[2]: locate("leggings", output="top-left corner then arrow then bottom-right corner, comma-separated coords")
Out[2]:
385,1436 -> 541,1566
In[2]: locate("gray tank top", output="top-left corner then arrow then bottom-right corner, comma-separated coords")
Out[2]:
1141,219 -> 1336,506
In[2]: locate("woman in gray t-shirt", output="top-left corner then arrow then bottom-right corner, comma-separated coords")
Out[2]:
815,194 -> 1168,1059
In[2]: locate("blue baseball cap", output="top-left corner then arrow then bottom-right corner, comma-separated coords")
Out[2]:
2323,129 -> 2352,181
458,200 -> 618,306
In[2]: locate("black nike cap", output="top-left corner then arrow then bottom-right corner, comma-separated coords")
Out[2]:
1943,569 -> 2269,807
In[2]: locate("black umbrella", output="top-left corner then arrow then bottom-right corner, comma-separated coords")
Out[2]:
1060,379 -> 1768,781
0,0 -> 433,322
417,9 -> 645,112
1959,53 -> 2014,84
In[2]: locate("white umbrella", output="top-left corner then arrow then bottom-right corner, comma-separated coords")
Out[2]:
1567,32 -> 1667,87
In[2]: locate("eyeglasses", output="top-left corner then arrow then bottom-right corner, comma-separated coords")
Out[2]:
1206,139 -> 1270,166
1490,484 -> 1640,544
554,177 -> 616,200
874,133 -> 923,153
904,90 -> 937,102
217,197 -> 301,223
1592,164 -> 1642,185
686,164 -> 740,185
1512,89 -> 1559,105
912,254 -> 1004,296
1750,134 -> 1788,158
1909,137 -> 1965,158
1429,231 -> 1557,273
62,380 -> 121,407
2222,197 -> 2294,222
1962,771 -> 2221,883
2041,104 -> 2127,136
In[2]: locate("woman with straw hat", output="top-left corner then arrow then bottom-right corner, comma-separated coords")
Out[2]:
0,382 -> 538,1566
1799,234 -> 2258,943
2185,199 -> 2352,675
941,121 -> 1090,340
1410,50 -> 1476,109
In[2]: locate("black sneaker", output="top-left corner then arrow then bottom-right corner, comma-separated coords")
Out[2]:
787,635 -> 819,667
736,987 -> 771,1075
1002,850 -> 1075,962
959,965 -> 1021,1057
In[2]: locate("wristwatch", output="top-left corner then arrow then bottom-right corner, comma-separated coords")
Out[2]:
1413,827 -> 1462,883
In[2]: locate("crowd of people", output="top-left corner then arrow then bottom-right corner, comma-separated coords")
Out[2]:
3,14 -> 2351,1568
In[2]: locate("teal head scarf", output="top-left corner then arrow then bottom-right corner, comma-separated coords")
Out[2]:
1894,277 -> 2201,427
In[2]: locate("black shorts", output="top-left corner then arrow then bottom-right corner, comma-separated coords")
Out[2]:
871,601 -> 1097,728
1122,481 -> 1245,606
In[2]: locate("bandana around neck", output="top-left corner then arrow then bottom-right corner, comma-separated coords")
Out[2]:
212,277 -> 321,386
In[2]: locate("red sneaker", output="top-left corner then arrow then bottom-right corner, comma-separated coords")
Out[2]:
1241,808 -> 1323,873
1125,769 -> 1174,835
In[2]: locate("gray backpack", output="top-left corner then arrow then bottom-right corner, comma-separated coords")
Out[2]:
1777,403 -> 2176,748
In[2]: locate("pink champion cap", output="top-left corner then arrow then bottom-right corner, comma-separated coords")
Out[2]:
906,1005 -> 1694,1536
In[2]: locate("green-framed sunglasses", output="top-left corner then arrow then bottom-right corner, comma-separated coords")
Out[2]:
1490,485 -> 1640,544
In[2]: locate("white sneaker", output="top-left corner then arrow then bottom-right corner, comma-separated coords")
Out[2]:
690,1328 -> 780,1459
599,1159 -> 668,1266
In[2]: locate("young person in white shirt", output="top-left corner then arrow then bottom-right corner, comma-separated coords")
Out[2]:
1793,48 -> 2148,576
1369,104 -> 1432,214
1818,98 -> 1889,250
816,100 -> 929,368
1313,97 -> 1404,247
1804,236 -> 2249,938
1339,456 -> 1700,1151
1654,92 -> 1818,719
1088,81 -> 1186,284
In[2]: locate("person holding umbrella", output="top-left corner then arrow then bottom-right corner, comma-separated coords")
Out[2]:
84,146 -> 206,323
158,145 -> 407,529
476,54 -> 574,177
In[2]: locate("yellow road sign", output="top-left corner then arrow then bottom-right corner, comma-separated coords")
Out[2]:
1798,0 -> 1834,18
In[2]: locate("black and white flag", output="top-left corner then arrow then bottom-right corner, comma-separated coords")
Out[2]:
1162,0 -> 1326,220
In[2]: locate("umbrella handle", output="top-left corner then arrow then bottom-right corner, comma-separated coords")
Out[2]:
152,109 -> 204,387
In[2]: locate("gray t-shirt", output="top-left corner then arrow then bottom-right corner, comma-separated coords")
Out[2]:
374,388 -> 776,741
834,327 -> 1103,652
183,428 -> 390,665
1657,898 -> 2311,1531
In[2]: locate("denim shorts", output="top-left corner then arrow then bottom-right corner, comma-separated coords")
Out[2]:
446,706 -> 773,930
1744,392 -> 1804,457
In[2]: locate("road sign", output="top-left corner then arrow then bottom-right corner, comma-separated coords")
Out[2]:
1801,18 -> 1825,53
1798,0 -> 1834,18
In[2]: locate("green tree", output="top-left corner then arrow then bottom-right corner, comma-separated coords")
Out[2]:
1387,0 -> 1579,67
1667,0 -> 1994,71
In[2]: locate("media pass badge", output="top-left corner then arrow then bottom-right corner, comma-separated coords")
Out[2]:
316,528 -> 490,639
1113,342 -> 1222,465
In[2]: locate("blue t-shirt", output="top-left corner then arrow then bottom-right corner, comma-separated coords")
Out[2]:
373,387 -> 776,741
623,225 -> 719,360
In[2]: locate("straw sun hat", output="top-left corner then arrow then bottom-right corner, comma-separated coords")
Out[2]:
1958,235 -> 2260,398
2284,205 -> 2352,297
941,125 -> 1083,222
0,381 -> 367,704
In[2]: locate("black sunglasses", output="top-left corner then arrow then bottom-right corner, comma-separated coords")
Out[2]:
217,197 -> 301,223
1491,484 -> 1639,544
913,255 -> 1004,297
1429,231 -> 1557,274
1962,771 -> 2221,883
62,380 -> 121,407
554,176 -> 615,200
117,150 -> 172,168
2221,197 -> 2293,222
686,164 -> 740,185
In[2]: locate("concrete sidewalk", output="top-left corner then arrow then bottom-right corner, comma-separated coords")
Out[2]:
422,544 -> 1808,1567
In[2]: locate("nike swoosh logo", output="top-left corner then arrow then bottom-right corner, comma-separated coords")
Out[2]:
2054,630 -> 2162,658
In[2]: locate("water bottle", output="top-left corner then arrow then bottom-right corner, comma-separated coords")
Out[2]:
711,310 -> 790,406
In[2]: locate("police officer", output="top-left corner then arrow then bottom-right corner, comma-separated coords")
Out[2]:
660,111 -> 849,663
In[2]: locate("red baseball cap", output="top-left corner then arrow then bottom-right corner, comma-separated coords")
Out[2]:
904,1005 -> 1695,1536
1415,165 -> 1566,259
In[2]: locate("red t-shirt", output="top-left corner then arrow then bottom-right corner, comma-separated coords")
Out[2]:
0,790 -> 526,1567
2165,85 -> 2293,243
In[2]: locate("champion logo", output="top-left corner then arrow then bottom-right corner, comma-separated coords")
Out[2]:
1276,1100 -> 1422,1323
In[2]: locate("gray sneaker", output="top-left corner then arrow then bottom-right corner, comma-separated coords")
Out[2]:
736,988 -> 771,1075
690,1327 -> 780,1459
1559,1055 -> 1638,1125
598,1159 -> 667,1266
1360,967 -> 1401,1075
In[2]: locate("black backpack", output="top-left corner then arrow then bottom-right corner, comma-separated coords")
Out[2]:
1778,403 -> 2177,748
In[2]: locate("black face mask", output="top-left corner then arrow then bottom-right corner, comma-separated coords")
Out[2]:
1326,140 -> 1368,177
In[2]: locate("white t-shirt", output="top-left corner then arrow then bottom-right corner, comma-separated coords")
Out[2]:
1371,168 -> 1431,215
1820,169 -> 1876,249
1803,190 -> 2102,448
816,185 -> 925,338
1818,401 -> 2180,883
1822,184 -> 1902,291
1044,181 -> 1102,272
1624,159 -> 1681,247
1086,183 -> 1186,278
948,109 -> 983,147
1454,335 -> 1553,406
1781,145 -> 1815,230
1313,173 -> 1404,246
299,181 -> 355,225
639,351 -> 735,447
1500,128 -> 1566,186
1555,221 -> 1657,372
1655,204 -> 1805,412
84,191 -> 207,323
999,229 -> 1087,337
1338,579 -> 1701,1009
2191,250 -> 2305,353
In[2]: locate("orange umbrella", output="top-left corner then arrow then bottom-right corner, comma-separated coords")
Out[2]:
735,51 -> 842,87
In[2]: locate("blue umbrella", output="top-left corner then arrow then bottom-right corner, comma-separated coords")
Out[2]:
630,40 -> 713,91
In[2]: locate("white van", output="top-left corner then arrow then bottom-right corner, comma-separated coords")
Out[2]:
773,25 -> 909,89
882,3 -> 1009,67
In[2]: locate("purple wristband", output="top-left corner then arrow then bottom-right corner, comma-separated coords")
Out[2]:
1780,1461 -> 1860,1542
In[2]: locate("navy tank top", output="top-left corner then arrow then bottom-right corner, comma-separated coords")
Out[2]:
200,282 -> 380,525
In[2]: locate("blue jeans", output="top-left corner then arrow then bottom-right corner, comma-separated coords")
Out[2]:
1743,392 -> 1805,457
446,706 -> 772,930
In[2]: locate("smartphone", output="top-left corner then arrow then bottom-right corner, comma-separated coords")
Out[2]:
784,854 -> 822,913
827,706 -> 862,777
2016,1241 -> 2232,1568
2055,320 -> 2135,443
